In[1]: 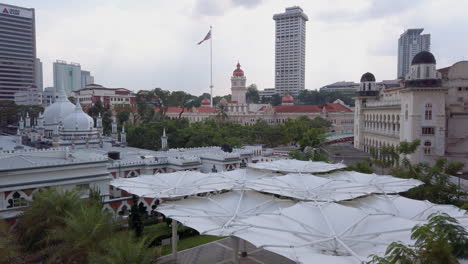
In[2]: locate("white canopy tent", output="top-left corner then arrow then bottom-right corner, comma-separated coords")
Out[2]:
248,159 -> 346,174
341,194 -> 467,221
324,171 -> 423,193
156,189 -> 295,236
110,171 -> 233,198
218,168 -> 283,188
234,202 -> 418,264
247,173 -> 423,202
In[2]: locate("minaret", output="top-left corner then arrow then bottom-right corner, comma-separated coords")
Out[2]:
120,125 -> 127,146
111,117 -> 118,142
19,116 -> 24,130
25,112 -> 31,128
161,128 -> 168,150
37,112 -> 44,137
354,72 -> 378,151
231,62 -> 247,105
16,128 -> 22,146
96,113 -> 103,135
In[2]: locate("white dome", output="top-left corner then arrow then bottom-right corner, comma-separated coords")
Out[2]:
43,88 -> 75,126
62,103 -> 94,131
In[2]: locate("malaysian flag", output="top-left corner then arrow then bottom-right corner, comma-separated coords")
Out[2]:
197,29 -> 211,45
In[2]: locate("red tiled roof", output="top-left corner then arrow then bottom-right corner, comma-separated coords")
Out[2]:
196,107 -> 215,113
273,103 -> 352,113
164,107 -> 190,113
273,105 -> 323,113
322,103 -> 352,112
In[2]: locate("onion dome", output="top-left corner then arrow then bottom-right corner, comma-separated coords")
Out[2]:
43,87 -> 75,126
360,72 -> 376,82
282,95 -> 294,104
62,102 -> 94,131
233,62 -> 244,77
412,51 -> 436,65
201,98 -> 211,106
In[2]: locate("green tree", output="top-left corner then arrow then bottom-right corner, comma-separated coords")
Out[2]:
129,195 -> 144,238
15,188 -> 81,253
347,161 -> 374,174
90,232 -> 159,264
47,204 -> 116,264
0,220 -> 20,264
246,84 -> 260,103
87,100 -> 113,134
215,99 -> 229,122
298,128 -> 326,148
271,94 -> 282,106
369,213 -> 468,264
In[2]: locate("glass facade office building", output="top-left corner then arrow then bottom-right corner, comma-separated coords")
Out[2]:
0,3 -> 36,100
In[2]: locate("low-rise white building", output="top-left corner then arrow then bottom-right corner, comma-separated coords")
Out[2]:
72,84 -> 136,110
14,87 -> 42,106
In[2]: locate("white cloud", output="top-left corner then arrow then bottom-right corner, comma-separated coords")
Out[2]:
6,0 -> 467,95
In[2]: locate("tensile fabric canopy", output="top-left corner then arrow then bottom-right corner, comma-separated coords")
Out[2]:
234,202 -> 418,264
247,173 -> 374,201
156,189 -> 295,236
110,171 -> 233,198
342,194 -> 467,221
324,171 -> 423,193
247,159 -> 346,174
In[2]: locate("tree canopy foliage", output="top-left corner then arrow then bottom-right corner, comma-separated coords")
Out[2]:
126,116 -> 331,150
10,188 -> 159,264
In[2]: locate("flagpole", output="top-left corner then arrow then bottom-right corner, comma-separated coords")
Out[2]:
210,25 -> 213,107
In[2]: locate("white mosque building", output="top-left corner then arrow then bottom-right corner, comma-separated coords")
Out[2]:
16,86 -> 125,149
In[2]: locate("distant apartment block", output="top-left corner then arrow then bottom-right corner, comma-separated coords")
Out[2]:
273,6 -> 308,96
53,60 -> 94,95
397,28 -> 431,79
0,3 -> 36,100
14,86 -> 42,105
72,83 -> 136,109
320,82 -> 360,96
258,88 -> 278,100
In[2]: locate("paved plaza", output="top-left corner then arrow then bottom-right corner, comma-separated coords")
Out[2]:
157,237 -> 295,264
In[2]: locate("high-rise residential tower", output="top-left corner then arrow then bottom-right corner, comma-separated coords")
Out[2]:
0,3 -> 36,100
53,60 -> 94,95
397,28 -> 431,79
273,6 -> 308,96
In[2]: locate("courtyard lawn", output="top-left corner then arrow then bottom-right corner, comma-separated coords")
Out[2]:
160,235 -> 224,255
143,222 -> 171,239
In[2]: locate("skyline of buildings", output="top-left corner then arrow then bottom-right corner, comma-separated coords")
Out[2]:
0,3 -> 37,100
53,60 -> 94,96
273,6 -> 308,97
397,28 -> 431,79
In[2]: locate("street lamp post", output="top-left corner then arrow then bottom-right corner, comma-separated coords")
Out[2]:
457,171 -> 462,202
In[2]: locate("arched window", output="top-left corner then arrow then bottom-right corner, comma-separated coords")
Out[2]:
424,141 -> 432,155
417,66 -> 421,78
7,191 -> 28,208
425,103 -> 432,120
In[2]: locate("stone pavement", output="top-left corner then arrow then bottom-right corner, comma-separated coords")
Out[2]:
157,237 -> 295,264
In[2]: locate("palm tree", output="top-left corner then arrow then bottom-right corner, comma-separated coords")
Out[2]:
368,213 -> 468,264
0,220 -> 20,264
15,188 -> 81,253
47,204 -> 116,264
90,232 -> 160,264
215,99 -> 229,122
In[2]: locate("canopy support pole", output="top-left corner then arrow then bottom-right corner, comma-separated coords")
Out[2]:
172,219 -> 178,262
232,236 -> 240,263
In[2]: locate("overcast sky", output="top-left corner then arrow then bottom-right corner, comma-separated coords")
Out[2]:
7,0 -> 468,96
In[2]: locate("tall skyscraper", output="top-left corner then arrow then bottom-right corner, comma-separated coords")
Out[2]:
0,3 -> 36,100
80,70 -> 94,88
273,6 -> 308,96
53,60 -> 94,95
35,58 -> 43,91
397,28 -> 431,79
